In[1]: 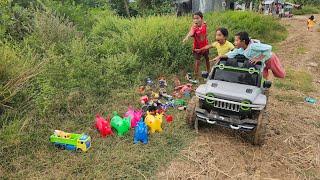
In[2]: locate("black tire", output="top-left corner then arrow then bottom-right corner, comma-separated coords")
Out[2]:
76,148 -> 82,153
54,143 -> 61,149
60,144 -> 66,150
252,110 -> 269,146
186,96 -> 199,128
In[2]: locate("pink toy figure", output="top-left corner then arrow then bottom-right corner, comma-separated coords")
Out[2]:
140,95 -> 149,104
95,114 -> 113,138
124,107 -> 143,128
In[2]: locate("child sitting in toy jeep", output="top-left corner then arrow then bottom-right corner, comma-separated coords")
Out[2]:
215,32 -> 285,80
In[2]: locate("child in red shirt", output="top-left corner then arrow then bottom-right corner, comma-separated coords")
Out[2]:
183,11 -> 210,78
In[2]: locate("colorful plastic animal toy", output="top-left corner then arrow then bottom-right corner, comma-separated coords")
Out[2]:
174,99 -> 187,106
175,83 -> 193,94
134,119 -> 148,144
111,111 -> 130,136
158,76 -> 167,88
173,84 -> 193,98
95,114 -> 113,138
145,112 -> 163,133
137,86 -> 145,94
185,72 -> 198,84
140,95 -> 149,104
145,77 -> 155,87
124,107 -> 143,128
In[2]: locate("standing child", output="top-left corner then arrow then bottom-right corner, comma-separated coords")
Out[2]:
183,11 -> 210,78
307,15 -> 316,32
194,27 -> 234,62
216,32 -> 285,79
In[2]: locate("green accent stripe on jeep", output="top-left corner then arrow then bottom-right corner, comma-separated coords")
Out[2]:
214,65 -> 261,74
205,93 -> 215,104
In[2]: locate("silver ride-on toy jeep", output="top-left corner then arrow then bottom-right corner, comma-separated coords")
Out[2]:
186,55 -> 272,145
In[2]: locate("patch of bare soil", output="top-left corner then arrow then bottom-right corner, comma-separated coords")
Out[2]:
157,15 -> 320,179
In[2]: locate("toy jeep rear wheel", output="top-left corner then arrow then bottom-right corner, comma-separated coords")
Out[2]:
252,110 -> 268,145
186,96 -> 199,129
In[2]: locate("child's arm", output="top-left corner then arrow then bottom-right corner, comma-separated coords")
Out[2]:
182,26 -> 195,43
194,44 -> 213,52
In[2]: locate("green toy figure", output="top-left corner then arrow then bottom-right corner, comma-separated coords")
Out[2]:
111,111 -> 130,136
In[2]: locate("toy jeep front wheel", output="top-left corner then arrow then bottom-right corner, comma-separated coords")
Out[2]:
186,96 -> 199,129
252,110 -> 268,145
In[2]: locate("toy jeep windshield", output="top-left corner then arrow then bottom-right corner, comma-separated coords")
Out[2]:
186,55 -> 272,145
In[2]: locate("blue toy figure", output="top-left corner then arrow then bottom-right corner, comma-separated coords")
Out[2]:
134,118 -> 148,144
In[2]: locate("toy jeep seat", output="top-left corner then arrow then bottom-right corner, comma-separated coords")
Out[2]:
220,55 -> 262,70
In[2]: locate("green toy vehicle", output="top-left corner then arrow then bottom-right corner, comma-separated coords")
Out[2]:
50,130 -> 91,152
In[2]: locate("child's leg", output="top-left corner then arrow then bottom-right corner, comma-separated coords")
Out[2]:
194,59 -> 200,78
263,53 -> 285,79
193,51 -> 201,78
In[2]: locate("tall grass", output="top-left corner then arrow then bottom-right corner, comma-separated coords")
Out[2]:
292,5 -> 320,15
0,7 -> 288,178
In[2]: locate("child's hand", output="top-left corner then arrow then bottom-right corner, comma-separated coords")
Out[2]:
211,56 -> 221,62
194,49 -> 202,53
250,57 -> 261,64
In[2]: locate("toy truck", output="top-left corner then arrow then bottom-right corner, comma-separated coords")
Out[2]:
186,55 -> 272,145
50,130 -> 91,152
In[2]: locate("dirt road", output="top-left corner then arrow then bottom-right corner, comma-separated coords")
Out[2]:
158,15 -> 320,179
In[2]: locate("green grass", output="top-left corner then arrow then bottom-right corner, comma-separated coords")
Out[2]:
0,87 -> 196,178
0,5 -> 288,179
274,69 -> 313,93
292,5 -> 320,15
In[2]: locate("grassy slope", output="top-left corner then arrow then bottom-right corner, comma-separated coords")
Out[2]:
0,8 -> 288,178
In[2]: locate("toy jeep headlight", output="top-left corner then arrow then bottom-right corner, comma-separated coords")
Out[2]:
205,93 -> 215,104
240,100 -> 251,111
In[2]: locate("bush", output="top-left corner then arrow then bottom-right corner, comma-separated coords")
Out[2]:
91,11 -> 287,76
292,5 -> 320,15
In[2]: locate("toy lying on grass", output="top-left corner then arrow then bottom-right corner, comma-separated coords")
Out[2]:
134,119 -> 148,144
145,112 -> 163,133
111,111 -> 130,136
124,107 -> 143,128
95,114 -> 113,138
50,130 -> 91,152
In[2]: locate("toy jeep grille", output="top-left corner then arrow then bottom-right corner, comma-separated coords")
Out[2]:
213,100 -> 240,112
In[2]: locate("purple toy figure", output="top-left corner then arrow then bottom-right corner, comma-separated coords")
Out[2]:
134,118 -> 148,144
124,107 -> 143,128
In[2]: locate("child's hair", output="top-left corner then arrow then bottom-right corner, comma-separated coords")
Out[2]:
193,11 -> 203,19
216,27 -> 228,38
309,15 -> 314,20
236,32 -> 250,45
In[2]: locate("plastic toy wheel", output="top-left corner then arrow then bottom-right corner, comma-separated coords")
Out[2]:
76,148 -> 82,153
186,96 -> 199,130
252,110 -> 269,146
54,143 -> 61,149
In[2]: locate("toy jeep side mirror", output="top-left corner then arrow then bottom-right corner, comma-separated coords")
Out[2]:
263,81 -> 272,88
201,71 -> 208,79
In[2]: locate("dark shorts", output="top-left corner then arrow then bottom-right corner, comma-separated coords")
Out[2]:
193,50 -> 209,60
